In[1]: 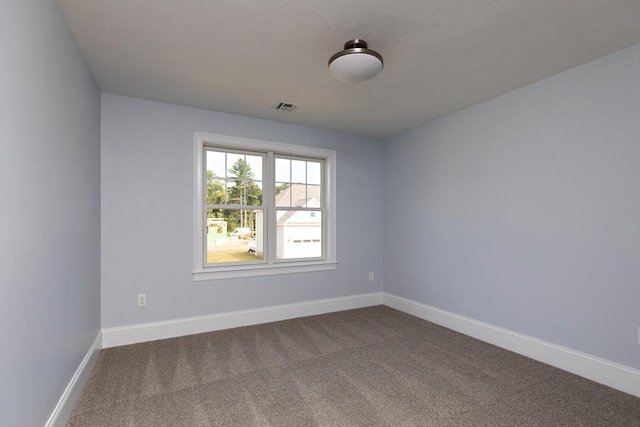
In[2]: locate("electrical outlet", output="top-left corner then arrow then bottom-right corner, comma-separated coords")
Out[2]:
368,272 -> 375,282
137,294 -> 147,307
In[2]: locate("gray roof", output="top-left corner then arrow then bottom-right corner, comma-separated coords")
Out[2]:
275,184 -> 321,225
275,184 -> 321,208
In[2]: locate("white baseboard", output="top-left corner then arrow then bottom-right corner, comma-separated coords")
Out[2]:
383,292 -> 640,397
102,292 -> 383,348
45,332 -> 102,427
99,291 -> 638,397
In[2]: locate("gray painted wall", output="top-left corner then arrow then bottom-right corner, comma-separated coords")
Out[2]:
383,45 -> 640,369
101,94 -> 384,328
0,1 -> 101,426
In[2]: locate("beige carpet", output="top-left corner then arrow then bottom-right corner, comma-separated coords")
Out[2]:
68,306 -> 639,426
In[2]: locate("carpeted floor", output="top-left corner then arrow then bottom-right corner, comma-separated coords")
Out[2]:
68,306 -> 639,426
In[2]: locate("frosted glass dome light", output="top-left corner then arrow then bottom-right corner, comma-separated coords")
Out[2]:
328,39 -> 383,83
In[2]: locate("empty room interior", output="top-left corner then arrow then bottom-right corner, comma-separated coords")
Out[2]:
1,1 -> 639,426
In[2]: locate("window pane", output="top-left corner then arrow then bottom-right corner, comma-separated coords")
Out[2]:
206,208 -> 264,264
275,183 -> 290,207
306,184 -> 322,207
206,150 -> 226,178
276,210 -> 322,259
206,172 -> 225,205
246,155 -> 262,180
224,181 -> 235,204
275,158 -> 290,182
226,153 -> 243,178
275,183 -> 289,197
247,181 -> 262,206
307,161 -> 321,185
291,160 -> 306,184
291,184 -> 308,207
274,184 -> 322,208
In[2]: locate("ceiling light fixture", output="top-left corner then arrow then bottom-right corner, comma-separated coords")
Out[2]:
328,39 -> 383,83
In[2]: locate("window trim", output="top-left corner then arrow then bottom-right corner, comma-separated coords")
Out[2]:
193,132 -> 337,281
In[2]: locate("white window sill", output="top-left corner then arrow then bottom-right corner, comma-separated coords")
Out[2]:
193,261 -> 337,281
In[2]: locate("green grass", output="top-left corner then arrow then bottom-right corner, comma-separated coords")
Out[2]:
207,247 -> 263,263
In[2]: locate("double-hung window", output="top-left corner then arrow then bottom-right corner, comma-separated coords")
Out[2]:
193,133 -> 336,280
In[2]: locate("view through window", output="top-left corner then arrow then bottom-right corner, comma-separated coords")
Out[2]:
205,149 -> 265,264
275,157 -> 323,260
203,148 -> 325,266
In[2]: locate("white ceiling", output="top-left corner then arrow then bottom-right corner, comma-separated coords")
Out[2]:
59,0 -> 640,139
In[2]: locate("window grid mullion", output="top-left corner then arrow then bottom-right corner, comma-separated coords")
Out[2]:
265,151 -> 276,264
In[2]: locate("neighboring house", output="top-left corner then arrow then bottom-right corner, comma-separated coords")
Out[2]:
277,184 -> 322,259
254,184 -> 322,258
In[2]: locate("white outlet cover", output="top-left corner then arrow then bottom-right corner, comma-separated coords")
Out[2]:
137,294 -> 147,307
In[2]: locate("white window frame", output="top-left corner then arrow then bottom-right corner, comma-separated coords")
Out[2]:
193,132 -> 337,281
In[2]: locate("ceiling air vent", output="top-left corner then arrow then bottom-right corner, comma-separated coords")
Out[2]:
272,100 -> 298,112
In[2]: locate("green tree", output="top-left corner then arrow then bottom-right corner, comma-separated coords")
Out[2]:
228,159 -> 262,229
206,170 -> 225,204
206,170 -> 225,218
